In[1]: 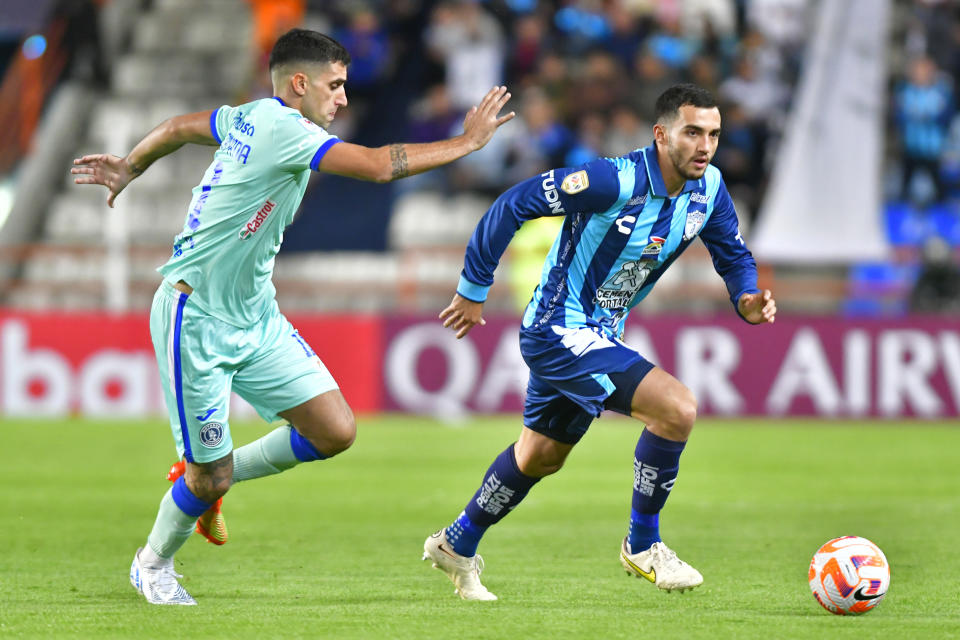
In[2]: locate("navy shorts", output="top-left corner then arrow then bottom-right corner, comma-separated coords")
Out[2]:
519,324 -> 655,445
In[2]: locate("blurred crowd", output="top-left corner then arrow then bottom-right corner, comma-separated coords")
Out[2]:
1,0 -> 959,313
283,0 -> 813,224
244,0 -> 959,230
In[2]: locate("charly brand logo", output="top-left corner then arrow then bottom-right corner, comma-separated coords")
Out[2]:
199,422 -> 224,447
238,199 -> 276,240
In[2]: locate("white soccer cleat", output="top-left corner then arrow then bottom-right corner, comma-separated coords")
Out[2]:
422,529 -> 497,601
129,547 -> 197,605
619,538 -> 704,592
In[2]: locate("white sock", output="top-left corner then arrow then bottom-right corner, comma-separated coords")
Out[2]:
140,543 -> 172,568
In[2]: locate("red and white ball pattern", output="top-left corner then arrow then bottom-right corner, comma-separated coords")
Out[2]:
809,536 -> 890,615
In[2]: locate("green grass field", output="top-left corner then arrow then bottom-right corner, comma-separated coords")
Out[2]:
1,416 -> 958,639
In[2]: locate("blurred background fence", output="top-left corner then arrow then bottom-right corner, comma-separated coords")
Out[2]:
0,0 -> 958,419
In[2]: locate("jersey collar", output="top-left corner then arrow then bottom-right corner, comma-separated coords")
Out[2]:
641,145 -> 703,197
272,96 -> 287,107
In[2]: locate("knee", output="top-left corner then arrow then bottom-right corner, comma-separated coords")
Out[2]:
516,446 -> 566,478
667,390 -> 698,440
317,411 -> 357,457
185,474 -> 231,503
530,457 -> 565,477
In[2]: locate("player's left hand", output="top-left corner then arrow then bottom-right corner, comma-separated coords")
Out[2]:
462,86 -> 515,152
738,289 -> 776,324
440,293 -> 486,339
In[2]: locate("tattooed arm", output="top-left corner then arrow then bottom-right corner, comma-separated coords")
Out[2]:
72,110 -> 218,207
318,86 -> 514,183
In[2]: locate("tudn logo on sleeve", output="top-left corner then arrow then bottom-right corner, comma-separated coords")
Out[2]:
561,170 -> 589,194
199,422 -> 224,448
238,199 -> 276,240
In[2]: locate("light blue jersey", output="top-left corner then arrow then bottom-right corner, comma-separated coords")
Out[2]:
457,145 -> 759,338
158,97 -> 340,328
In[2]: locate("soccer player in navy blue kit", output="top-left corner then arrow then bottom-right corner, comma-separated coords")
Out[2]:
423,84 -> 776,600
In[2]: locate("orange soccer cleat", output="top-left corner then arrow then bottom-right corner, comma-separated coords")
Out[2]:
166,461 -> 229,546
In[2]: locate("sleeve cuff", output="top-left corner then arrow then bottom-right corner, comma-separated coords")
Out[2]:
457,273 -> 490,303
209,108 -> 222,144
310,138 -> 341,171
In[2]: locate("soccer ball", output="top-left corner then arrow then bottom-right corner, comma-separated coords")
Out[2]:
808,536 -> 890,615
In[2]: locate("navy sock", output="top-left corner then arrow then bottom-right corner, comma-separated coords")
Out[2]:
445,511 -> 487,558
628,429 -> 685,553
447,444 -> 540,557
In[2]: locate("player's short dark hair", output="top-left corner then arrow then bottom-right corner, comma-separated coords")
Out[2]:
269,29 -> 351,71
654,84 -> 717,123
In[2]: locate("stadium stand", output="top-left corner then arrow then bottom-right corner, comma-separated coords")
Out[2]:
1,0 -> 958,316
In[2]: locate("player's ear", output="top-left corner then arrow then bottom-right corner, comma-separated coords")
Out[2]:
653,123 -> 666,146
291,72 -> 308,96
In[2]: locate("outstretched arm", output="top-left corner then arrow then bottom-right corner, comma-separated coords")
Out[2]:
71,110 -> 217,207
318,86 -> 515,183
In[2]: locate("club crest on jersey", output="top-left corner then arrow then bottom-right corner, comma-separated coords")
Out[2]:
298,117 -> 322,133
561,170 -> 589,194
640,236 -> 666,261
238,199 -> 276,240
684,210 -> 706,240
199,422 -> 224,448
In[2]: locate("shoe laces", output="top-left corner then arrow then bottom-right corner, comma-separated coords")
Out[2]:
151,564 -> 185,594
650,542 -> 684,570
474,555 -> 485,577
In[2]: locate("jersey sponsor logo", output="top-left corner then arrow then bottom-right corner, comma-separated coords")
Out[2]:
297,117 -> 321,133
222,132 -> 251,164
540,169 -> 565,214
199,422 -> 224,448
561,170 -> 589,194
683,209 -> 706,240
231,112 -> 255,137
238,199 -> 277,240
640,236 -> 666,261
689,192 -> 710,204
594,261 -> 651,310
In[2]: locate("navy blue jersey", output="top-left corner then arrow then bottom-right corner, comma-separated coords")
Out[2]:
456,144 -> 759,337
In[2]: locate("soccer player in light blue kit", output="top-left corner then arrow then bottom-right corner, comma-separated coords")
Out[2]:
424,84 -> 777,600
72,29 -> 514,605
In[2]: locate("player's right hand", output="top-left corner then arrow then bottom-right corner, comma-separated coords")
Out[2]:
440,293 -> 486,339
462,86 -> 515,152
71,154 -> 139,208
